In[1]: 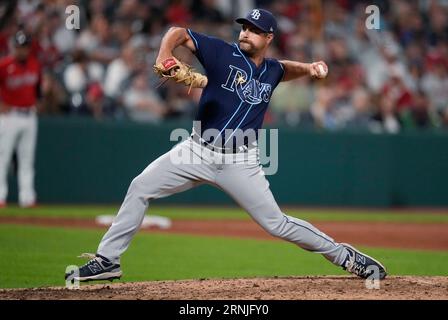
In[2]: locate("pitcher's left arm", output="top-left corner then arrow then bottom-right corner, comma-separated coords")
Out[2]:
279,60 -> 328,82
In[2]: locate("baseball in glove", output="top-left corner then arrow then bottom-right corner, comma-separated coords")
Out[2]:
153,57 -> 208,94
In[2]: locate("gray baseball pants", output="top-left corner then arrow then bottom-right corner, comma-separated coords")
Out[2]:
97,138 -> 348,266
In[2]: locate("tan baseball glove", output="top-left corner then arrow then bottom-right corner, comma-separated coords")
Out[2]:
153,57 -> 208,94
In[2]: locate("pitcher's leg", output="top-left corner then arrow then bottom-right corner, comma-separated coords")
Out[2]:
16,115 -> 37,207
216,163 -> 347,266
98,141 -> 213,264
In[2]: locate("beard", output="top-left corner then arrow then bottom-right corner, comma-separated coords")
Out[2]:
238,40 -> 256,56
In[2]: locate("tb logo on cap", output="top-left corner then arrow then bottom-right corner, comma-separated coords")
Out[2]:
251,9 -> 261,20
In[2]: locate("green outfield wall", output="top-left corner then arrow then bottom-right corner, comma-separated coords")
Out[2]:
6,117 -> 448,207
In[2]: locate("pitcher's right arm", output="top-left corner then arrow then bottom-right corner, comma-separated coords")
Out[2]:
155,27 -> 196,65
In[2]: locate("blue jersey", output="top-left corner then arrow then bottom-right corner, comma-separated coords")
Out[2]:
187,29 -> 284,146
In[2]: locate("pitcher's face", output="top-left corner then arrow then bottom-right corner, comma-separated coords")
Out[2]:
238,24 -> 272,56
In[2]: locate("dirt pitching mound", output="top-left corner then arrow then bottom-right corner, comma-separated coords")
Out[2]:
1,276 -> 447,300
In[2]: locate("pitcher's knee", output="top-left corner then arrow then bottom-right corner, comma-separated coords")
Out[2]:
263,216 -> 288,238
127,174 -> 148,197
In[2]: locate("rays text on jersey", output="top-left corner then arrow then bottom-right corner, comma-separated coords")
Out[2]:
221,65 -> 272,105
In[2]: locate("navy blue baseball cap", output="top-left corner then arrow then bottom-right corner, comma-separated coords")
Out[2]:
236,9 -> 277,33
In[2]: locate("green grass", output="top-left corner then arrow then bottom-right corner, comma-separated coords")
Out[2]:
1,205 -> 448,223
0,225 -> 447,289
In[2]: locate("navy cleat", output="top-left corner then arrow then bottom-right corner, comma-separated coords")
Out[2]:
65,253 -> 122,282
341,243 -> 387,280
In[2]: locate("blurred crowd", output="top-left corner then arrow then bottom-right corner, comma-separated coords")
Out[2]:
1,0 -> 448,132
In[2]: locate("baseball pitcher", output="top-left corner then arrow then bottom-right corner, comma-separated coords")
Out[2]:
66,9 -> 387,282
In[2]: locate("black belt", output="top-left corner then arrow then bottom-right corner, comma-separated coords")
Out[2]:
191,133 -> 251,154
